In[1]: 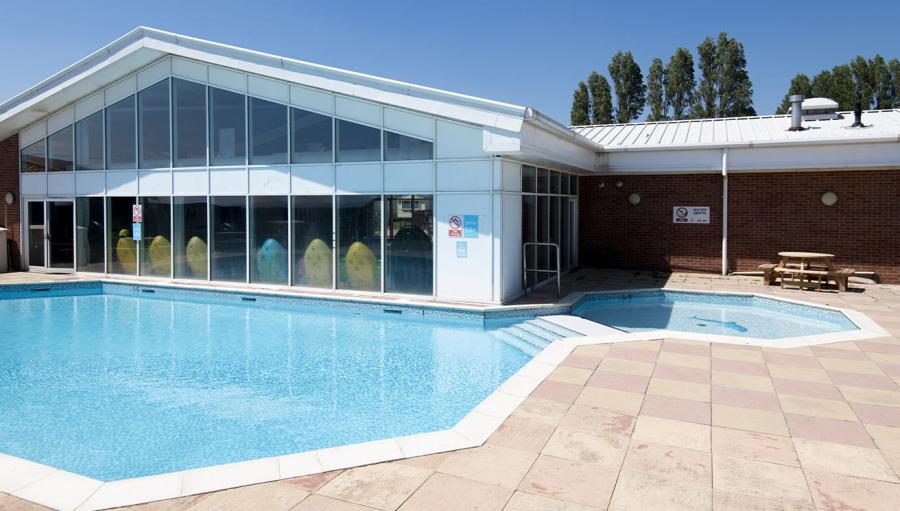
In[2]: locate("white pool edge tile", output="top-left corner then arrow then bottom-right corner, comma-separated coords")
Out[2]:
12,469 -> 102,511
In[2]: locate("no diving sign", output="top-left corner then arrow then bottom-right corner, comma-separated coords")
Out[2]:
673,206 -> 710,224
448,215 -> 463,237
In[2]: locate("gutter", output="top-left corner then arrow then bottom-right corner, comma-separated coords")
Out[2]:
524,107 -> 605,152
599,133 -> 900,152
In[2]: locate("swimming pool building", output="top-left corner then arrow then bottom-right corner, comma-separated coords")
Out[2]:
1,27 -> 899,303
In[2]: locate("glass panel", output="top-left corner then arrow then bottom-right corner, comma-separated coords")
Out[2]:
27,202 -> 45,266
522,196 -> 536,287
561,198 -> 570,271
48,202 -> 74,269
550,196 -> 560,272
249,97 -> 288,165
173,196 -> 208,280
537,168 -> 549,194
292,195 -> 333,288
250,196 -> 288,284
107,197 -> 137,275
336,119 -> 380,162
209,87 -> 246,166
550,171 -> 561,194
337,195 -> 381,291
384,131 -> 433,161
106,96 -> 136,169
571,175 -> 578,195
47,126 -> 74,172
139,196 -> 171,277
537,195 -> 549,276
76,197 -> 105,272
561,173 -> 570,195
385,195 -> 433,295
210,196 -> 247,282
75,111 -> 104,170
21,139 -> 46,172
138,80 -> 171,168
522,165 -> 535,193
291,108 -> 332,164
173,78 -> 207,167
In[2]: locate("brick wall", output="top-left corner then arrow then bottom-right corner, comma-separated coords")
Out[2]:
0,134 -> 20,270
580,170 -> 900,283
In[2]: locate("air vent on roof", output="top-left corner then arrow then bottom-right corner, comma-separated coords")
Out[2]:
789,97 -> 841,121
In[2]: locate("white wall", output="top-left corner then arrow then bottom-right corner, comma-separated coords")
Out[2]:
435,194 -> 493,302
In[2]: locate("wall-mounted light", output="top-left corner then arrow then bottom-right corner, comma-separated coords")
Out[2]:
598,182 -> 605,189
628,192 -> 641,206
615,180 -> 623,188
820,191 -> 838,206
3,192 -> 13,206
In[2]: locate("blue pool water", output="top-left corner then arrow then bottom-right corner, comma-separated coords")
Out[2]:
572,291 -> 858,339
0,284 -> 531,481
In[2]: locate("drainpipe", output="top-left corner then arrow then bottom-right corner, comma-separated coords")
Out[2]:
721,148 -> 729,276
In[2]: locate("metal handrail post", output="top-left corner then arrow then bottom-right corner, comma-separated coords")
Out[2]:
522,242 -> 561,298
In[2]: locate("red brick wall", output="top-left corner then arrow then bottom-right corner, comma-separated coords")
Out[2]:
580,170 -> 900,283
0,135 -> 20,270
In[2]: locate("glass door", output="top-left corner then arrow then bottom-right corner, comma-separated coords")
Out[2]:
26,200 -> 75,272
27,201 -> 46,269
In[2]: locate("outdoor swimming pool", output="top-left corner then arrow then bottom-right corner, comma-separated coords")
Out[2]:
0,283 -> 534,481
572,290 -> 859,339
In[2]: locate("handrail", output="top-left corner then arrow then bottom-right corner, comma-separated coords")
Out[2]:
523,242 -> 561,298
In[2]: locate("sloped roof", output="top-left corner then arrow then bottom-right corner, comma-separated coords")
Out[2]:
572,110 -> 900,151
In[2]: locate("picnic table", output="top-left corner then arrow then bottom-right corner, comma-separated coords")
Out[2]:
761,251 -> 855,291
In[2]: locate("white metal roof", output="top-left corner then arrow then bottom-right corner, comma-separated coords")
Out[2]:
572,110 -> 900,152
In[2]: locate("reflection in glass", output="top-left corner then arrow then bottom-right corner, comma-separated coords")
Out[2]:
250,196 -> 288,284
209,87 -> 246,166
174,196 -> 208,279
27,202 -> 45,266
75,111 -> 104,170
107,197 -> 137,275
522,195 -> 536,287
537,168 -> 549,194
138,80 -> 171,168
21,139 -> 46,172
249,98 -> 288,165
211,196 -> 247,282
337,195 -> 381,291
173,79 -> 207,167
291,108 -> 332,163
385,195 -> 432,295
537,196 -> 549,271
48,126 -> 74,172
47,202 -> 74,269
336,120 -> 380,162
139,196 -> 172,277
292,196 -> 332,288
76,197 -> 105,272
106,96 -> 136,169
522,165 -> 536,193
384,132 -> 433,161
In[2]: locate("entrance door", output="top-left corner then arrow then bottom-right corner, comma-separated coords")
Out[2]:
26,200 -> 75,271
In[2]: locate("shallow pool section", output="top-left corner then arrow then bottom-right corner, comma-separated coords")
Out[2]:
572,290 -> 858,339
0,284 -> 532,481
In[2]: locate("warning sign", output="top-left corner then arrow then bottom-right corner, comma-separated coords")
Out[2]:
132,204 -> 143,223
673,206 -> 710,224
448,215 -> 462,237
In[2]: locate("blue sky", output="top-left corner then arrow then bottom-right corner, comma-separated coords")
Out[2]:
1,0 -> 898,123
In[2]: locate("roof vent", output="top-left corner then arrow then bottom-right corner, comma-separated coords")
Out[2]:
788,95 -> 805,131
789,97 -> 841,121
850,102 -> 868,128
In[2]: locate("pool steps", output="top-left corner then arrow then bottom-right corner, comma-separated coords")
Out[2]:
490,318 -> 582,356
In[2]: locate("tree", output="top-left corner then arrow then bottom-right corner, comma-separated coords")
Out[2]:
570,81 -> 590,125
608,51 -> 646,122
715,33 -> 755,116
645,58 -> 668,121
692,37 -> 717,118
850,55 -> 874,108
588,71 -> 614,124
665,48 -> 695,120
870,55 -> 893,109
890,58 -> 900,108
775,74 -> 812,114
810,70 -> 833,99
830,64 -> 856,110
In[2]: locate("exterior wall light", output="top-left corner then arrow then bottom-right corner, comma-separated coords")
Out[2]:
820,191 -> 838,206
628,192 -> 641,206
3,192 -> 13,206
598,182 -> 605,189
615,180 -> 623,188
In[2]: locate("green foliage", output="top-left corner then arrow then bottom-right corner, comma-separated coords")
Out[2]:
775,74 -> 812,114
850,56 -> 874,108
715,33 -> 755,116
608,51 -> 646,122
570,81 -> 590,125
693,37 -> 718,118
890,58 -> 900,108
588,71 -> 614,124
646,58 -> 668,121
778,54 -> 900,113
870,55 -> 893,109
831,64 -> 858,110
665,48 -> 695,120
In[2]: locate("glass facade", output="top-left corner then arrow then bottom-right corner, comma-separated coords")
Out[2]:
291,108 -> 332,164
385,195 -> 432,295
27,202 -> 45,266
249,98 -> 288,165
47,126 -> 73,172
209,87 -> 246,166
76,197 -> 105,272
139,196 -> 172,277
250,196 -> 288,284
210,196 -> 247,282
337,195 -> 381,291
106,96 -> 136,169
173,78 -> 207,167
75,111 -> 104,171
21,139 -> 46,172
384,131 -> 433,161
522,168 -> 579,289
138,80 -> 171,168
292,195 -> 332,288
173,196 -> 208,280
336,120 -> 380,162
107,197 -> 137,275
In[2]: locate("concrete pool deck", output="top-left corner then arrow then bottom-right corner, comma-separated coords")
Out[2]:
3,269 -> 900,510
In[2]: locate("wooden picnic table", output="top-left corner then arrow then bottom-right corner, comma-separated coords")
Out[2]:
774,252 -> 835,290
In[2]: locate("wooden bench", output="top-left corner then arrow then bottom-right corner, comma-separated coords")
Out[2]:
759,263 -> 778,285
774,267 -> 829,290
832,268 -> 855,292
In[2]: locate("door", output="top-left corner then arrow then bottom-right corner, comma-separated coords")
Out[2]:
26,200 -> 75,271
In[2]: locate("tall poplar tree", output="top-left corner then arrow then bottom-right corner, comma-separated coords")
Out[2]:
645,58 -> 668,121
608,51 -> 646,123
570,81 -> 590,125
810,70 -> 833,99
775,74 -> 812,114
588,71 -> 614,124
715,33 -> 755,116
870,55 -> 893,109
850,55 -> 874,108
890,58 -> 900,108
665,48 -> 695,120
692,37 -> 718,118
830,64 -> 856,110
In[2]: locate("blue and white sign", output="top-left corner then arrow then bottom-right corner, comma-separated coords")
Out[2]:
456,241 -> 468,258
132,222 -> 142,241
463,215 -> 479,238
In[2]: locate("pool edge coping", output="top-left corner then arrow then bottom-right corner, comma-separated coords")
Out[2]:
0,283 -> 891,510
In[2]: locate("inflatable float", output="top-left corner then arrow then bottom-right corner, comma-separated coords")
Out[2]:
186,236 -> 207,278
302,238 -> 332,287
148,235 -> 171,275
256,238 -> 288,282
115,228 -> 136,274
345,241 -> 377,290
